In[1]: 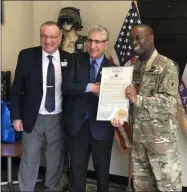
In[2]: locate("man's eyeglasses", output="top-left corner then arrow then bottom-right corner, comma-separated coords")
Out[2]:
87,38 -> 108,45
40,34 -> 60,40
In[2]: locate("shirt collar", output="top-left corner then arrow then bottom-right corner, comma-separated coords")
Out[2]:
144,49 -> 158,71
42,49 -> 59,60
89,55 -> 104,66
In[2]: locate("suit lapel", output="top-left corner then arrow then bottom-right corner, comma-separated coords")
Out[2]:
34,47 -> 43,91
81,52 -> 90,83
86,54 -> 90,82
59,50 -> 65,75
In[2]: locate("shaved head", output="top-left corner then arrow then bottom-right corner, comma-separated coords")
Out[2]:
132,24 -> 154,36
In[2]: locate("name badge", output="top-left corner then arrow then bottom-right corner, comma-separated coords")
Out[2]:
61,62 -> 68,67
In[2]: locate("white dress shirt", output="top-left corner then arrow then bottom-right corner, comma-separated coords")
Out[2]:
39,49 -> 62,115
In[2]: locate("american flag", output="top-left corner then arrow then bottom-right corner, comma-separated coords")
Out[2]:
178,63 -> 187,134
110,1 -> 141,151
111,1 -> 141,66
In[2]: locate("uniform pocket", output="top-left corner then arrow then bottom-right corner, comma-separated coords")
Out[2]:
140,72 -> 159,97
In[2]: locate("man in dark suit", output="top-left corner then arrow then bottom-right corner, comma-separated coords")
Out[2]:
62,25 -> 114,192
10,21 -> 72,191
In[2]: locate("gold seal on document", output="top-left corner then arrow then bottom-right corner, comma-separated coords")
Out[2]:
115,109 -> 126,120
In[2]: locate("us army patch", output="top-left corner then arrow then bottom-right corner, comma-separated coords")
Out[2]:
168,79 -> 177,90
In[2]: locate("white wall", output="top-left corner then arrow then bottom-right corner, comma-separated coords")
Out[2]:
33,1 -> 62,46
2,1 -> 34,82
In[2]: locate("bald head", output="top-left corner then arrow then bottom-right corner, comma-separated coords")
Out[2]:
132,24 -> 154,36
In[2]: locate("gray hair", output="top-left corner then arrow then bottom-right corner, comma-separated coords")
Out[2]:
88,25 -> 109,41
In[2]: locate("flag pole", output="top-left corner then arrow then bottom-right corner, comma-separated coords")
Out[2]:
134,0 -> 139,13
127,1 -> 139,190
127,147 -> 132,191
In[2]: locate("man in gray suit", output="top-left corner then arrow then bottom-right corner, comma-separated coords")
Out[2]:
10,21 -> 72,191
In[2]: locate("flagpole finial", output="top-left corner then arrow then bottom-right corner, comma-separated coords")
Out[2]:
133,0 -> 139,14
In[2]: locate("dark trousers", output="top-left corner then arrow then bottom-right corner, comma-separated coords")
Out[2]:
64,132 -> 70,173
69,120 -> 113,192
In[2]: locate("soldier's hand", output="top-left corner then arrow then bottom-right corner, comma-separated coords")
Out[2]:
111,117 -> 124,127
12,119 -> 24,131
125,84 -> 137,104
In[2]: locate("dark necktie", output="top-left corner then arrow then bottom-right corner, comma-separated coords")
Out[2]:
90,60 -> 97,83
45,55 -> 55,112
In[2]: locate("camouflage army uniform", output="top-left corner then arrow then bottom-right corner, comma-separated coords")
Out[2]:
131,50 -> 182,191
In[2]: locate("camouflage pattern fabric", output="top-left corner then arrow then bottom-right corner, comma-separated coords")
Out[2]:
130,50 -> 182,191
132,142 -> 181,191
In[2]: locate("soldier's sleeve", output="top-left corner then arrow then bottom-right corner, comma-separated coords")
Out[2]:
135,60 -> 179,116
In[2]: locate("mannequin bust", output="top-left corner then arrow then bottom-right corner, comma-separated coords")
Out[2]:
57,7 -> 87,53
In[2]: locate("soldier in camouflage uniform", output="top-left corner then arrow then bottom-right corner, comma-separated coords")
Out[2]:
111,24 -> 182,192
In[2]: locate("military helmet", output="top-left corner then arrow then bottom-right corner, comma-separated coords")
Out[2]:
57,7 -> 83,31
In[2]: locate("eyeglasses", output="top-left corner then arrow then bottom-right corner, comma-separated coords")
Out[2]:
87,38 -> 108,45
40,34 -> 60,40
